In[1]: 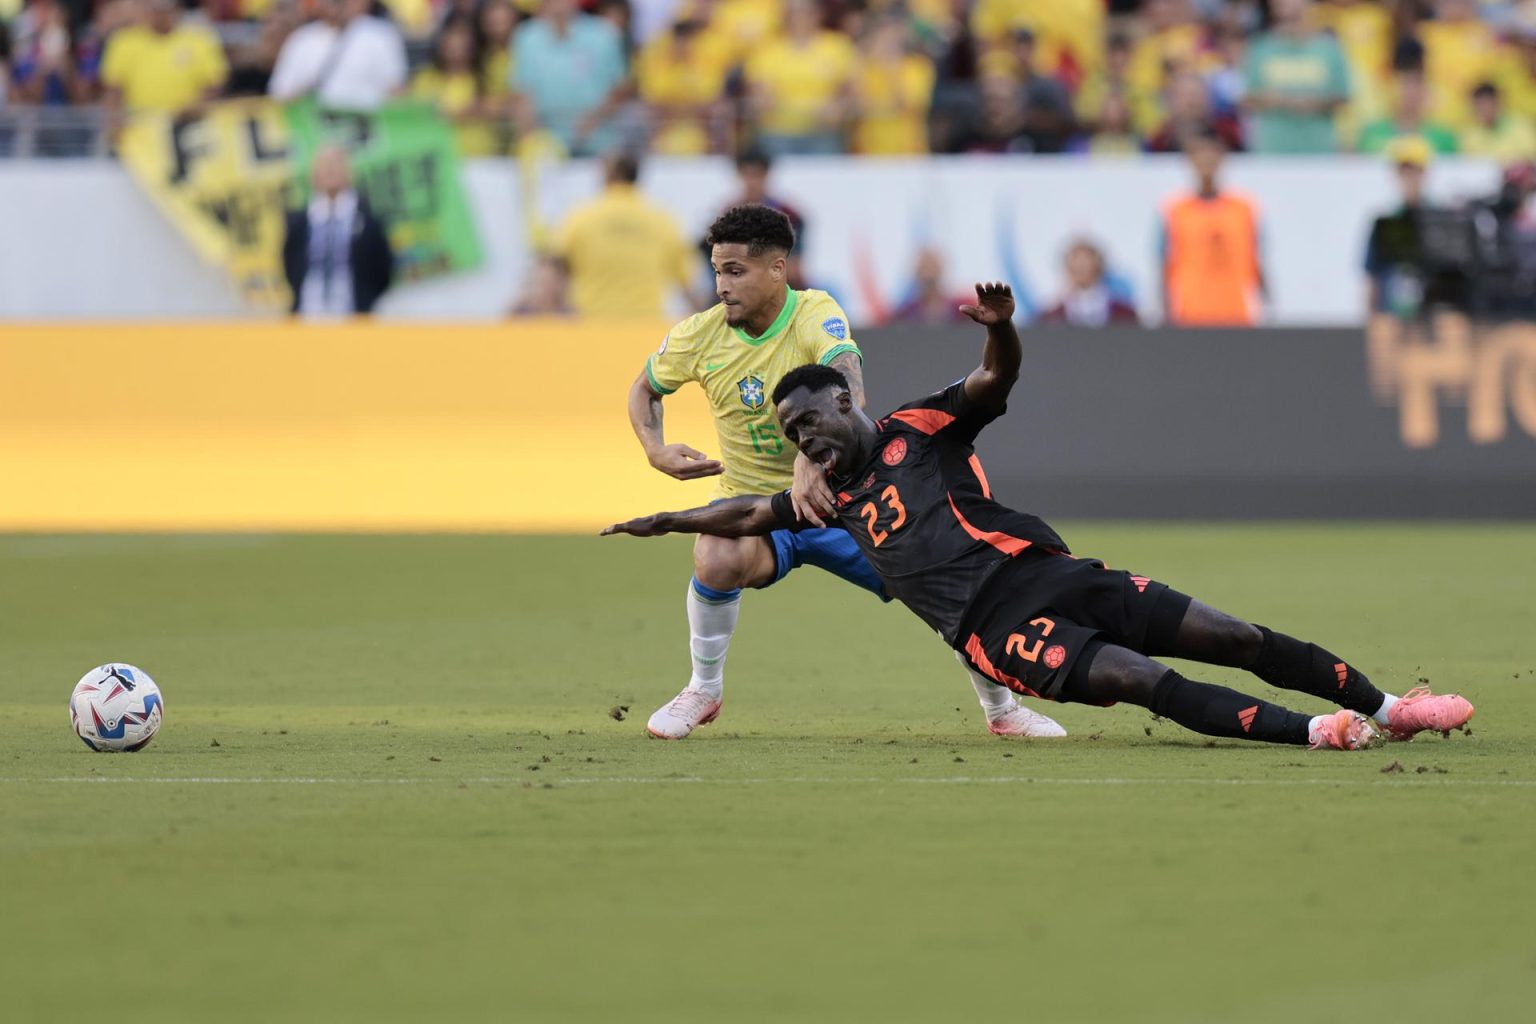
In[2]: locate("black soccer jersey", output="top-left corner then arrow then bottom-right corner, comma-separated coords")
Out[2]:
770,381 -> 1068,644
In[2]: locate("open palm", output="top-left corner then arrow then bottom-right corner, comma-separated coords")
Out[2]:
959,282 -> 1015,325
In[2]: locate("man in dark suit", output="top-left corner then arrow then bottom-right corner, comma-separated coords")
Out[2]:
283,146 -> 394,317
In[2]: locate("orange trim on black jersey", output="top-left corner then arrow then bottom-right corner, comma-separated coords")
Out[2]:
889,408 -> 957,435
948,493 -> 1030,556
968,455 -> 992,498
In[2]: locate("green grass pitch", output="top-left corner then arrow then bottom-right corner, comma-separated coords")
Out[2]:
3,526 -> 1534,1023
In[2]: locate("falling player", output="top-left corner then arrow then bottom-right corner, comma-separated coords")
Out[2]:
608,282 -> 1475,750
627,205 -> 1065,740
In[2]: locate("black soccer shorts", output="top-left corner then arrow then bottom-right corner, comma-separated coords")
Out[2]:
957,550 -> 1192,702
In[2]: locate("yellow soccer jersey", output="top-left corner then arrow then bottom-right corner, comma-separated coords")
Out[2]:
645,288 -> 862,498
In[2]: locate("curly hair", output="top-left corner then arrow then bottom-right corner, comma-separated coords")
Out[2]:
771,364 -> 849,405
705,204 -> 796,256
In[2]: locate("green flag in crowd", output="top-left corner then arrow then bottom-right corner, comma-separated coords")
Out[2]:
285,98 -> 483,283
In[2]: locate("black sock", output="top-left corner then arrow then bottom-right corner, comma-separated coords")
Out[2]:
1250,627 -> 1385,715
1150,671 -> 1312,745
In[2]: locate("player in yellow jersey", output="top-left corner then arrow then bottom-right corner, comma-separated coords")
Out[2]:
626,205 -> 1066,739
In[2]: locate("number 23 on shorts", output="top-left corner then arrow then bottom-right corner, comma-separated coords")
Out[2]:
858,485 -> 907,546
1005,617 -> 1057,663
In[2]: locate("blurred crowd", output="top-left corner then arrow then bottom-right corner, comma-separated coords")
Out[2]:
4,0 -> 1536,160
531,126 -> 1536,325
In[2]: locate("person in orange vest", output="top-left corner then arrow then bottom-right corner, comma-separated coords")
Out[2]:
1158,128 -> 1267,325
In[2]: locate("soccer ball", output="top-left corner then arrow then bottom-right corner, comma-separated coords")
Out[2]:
70,663 -> 165,752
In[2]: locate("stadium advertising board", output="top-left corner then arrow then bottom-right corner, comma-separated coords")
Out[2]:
861,323 -> 1536,519
1367,314 -> 1536,450
2,322 -> 1532,530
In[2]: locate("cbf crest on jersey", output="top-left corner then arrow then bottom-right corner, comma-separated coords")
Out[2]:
822,317 -> 848,340
738,374 -> 766,409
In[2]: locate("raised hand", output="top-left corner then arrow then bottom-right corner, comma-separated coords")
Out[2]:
958,282 -> 1015,326
647,443 -> 725,481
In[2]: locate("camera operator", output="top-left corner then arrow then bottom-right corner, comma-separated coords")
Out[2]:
1363,137 -> 1476,321
1468,162 -> 1536,319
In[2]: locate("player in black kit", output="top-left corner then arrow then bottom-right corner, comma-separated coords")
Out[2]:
603,283 -> 1474,750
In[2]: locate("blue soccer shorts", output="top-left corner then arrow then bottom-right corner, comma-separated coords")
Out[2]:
765,527 -> 889,600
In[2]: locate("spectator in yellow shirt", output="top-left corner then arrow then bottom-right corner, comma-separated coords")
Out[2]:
1496,23 -> 1536,122
713,0 -> 782,66
968,0 -> 1104,93
411,16 -> 500,156
551,154 -> 706,319
380,0 -> 435,40
745,0 -> 856,155
1077,33 -> 1162,137
637,13 -> 732,156
1419,0 -> 1504,131
1127,0 -> 1207,112
1460,81 -> 1536,161
852,15 -> 936,155
1314,0 -> 1393,85
1071,89 -> 1144,156
100,0 -> 227,120
477,0 -> 519,100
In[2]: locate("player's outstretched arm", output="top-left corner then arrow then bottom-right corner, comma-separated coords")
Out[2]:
627,370 -> 724,481
957,282 -> 1021,415
601,496 -> 782,539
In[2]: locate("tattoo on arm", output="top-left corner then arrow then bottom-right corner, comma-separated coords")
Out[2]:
628,372 -> 666,455
639,391 -> 664,446
831,352 -> 866,409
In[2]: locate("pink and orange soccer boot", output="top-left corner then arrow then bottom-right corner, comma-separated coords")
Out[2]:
646,687 -> 723,740
1385,686 -> 1475,741
1308,709 -> 1380,750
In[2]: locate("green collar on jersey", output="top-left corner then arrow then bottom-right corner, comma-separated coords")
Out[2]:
731,287 -> 798,346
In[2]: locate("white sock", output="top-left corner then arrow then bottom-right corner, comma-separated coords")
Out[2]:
957,651 -> 1016,718
686,579 -> 740,699
1307,715 -> 1327,739
1371,694 -> 1399,726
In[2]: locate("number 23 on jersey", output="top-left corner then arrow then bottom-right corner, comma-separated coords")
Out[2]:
858,485 -> 907,546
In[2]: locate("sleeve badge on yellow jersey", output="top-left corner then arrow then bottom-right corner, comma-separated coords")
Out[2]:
657,335 -> 669,354
822,317 -> 847,340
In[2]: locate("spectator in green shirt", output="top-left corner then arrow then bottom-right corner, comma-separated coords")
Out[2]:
1357,43 -> 1459,155
1243,0 -> 1351,153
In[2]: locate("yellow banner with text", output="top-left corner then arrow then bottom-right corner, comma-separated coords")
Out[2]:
0,322 -> 720,532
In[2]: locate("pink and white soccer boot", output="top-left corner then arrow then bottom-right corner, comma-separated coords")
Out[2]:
646,687 -> 722,740
987,700 -> 1068,738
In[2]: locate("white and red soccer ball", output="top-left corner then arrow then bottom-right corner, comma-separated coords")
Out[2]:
70,663 -> 164,752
